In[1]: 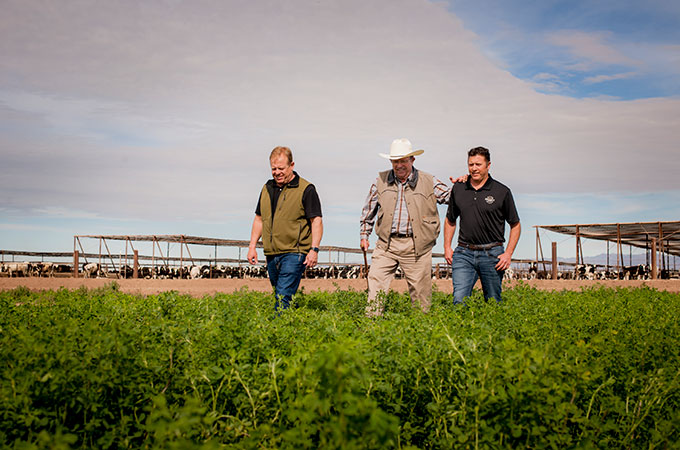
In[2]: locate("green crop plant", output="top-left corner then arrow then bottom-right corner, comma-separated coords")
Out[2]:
1,283 -> 678,449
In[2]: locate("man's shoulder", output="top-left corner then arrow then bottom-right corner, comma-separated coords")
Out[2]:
299,178 -> 320,198
415,169 -> 436,186
488,177 -> 513,194
294,173 -> 319,190
376,170 -> 392,186
297,174 -> 311,186
452,180 -> 468,192
262,179 -> 275,192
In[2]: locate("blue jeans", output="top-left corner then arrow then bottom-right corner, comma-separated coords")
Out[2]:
452,245 -> 504,305
266,253 -> 306,310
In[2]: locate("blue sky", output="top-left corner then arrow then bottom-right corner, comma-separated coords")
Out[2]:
1,0 -> 679,263
448,0 -> 680,99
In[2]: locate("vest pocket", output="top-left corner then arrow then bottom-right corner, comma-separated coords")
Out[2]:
419,215 -> 440,246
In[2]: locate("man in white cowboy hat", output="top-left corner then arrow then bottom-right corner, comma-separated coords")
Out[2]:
360,138 -> 451,316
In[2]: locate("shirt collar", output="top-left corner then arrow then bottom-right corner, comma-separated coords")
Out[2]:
387,167 -> 419,189
465,174 -> 493,191
267,171 -> 300,189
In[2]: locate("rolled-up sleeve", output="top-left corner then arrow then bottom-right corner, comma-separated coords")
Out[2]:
359,181 -> 380,240
433,177 -> 451,204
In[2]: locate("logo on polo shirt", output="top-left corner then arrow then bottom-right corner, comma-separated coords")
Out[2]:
485,195 -> 495,204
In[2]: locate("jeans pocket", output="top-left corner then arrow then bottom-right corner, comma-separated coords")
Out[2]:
486,246 -> 504,263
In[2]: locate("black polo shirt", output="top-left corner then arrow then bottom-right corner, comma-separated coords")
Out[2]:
255,172 -> 322,219
446,175 -> 519,245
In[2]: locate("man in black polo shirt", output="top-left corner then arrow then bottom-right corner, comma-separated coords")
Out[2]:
443,147 -> 521,304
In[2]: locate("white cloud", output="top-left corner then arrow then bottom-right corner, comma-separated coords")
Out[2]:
529,72 -> 571,93
546,30 -> 640,68
0,90 -> 214,144
31,207 -> 103,220
0,0 -> 679,253
583,72 -> 637,84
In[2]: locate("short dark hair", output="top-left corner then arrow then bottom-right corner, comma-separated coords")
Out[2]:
468,146 -> 490,162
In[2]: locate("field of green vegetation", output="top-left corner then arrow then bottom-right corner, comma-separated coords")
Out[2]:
1,283 -> 679,449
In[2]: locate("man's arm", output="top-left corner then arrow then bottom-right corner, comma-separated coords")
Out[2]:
496,221 -> 521,271
443,217 -> 457,265
304,216 -> 323,267
433,177 -> 451,204
247,215 -> 263,264
359,182 -> 379,251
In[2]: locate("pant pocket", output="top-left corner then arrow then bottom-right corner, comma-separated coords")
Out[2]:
486,246 -> 504,263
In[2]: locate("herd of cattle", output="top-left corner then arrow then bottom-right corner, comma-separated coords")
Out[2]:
514,262 -> 678,280
1,261 -> 677,280
0,261 -> 367,280
0,262 -> 71,278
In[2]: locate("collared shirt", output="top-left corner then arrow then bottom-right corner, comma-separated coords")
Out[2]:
360,167 -> 450,240
446,175 -> 519,245
255,172 -> 322,219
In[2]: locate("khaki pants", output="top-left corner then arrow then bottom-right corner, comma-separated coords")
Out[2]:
366,236 -> 432,316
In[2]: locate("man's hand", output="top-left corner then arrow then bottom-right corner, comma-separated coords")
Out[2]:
304,249 -> 318,267
495,252 -> 512,271
247,215 -> 263,265
360,239 -> 370,252
444,246 -> 453,265
247,248 -> 258,265
450,174 -> 468,184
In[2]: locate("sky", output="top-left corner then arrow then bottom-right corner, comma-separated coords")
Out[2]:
1,0 -> 679,263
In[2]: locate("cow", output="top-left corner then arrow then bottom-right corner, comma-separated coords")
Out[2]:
503,267 -> 515,280
2,262 -> 31,277
34,262 -> 55,277
55,263 -> 72,275
82,262 -> 102,278
189,265 -> 202,279
575,264 -> 595,280
622,264 -> 649,280
119,265 -> 134,278
528,262 -> 538,280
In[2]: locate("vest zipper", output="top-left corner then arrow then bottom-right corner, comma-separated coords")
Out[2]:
270,189 -> 288,252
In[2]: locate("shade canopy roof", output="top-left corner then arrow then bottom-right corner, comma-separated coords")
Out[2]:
536,221 -> 680,257
74,235 -> 370,256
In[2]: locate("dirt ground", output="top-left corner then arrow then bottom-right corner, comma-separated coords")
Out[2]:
1,277 -> 680,297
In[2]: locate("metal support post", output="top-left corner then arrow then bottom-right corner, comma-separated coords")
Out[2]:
133,250 -> 139,279
651,238 -> 657,279
73,250 -> 79,278
551,242 -> 558,280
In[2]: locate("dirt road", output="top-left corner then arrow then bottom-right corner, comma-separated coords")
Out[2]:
1,277 -> 679,297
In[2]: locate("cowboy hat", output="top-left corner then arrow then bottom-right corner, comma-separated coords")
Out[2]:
379,138 -> 424,160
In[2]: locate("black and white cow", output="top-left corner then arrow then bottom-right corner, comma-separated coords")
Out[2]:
82,262 -> 102,278
575,264 -> 595,280
1,262 -> 31,277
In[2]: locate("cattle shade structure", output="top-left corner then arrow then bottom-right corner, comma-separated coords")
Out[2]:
73,234 -> 450,259
72,234 -> 450,278
535,221 -> 680,279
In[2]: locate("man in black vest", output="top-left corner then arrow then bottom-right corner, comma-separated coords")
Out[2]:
247,146 -> 323,310
443,146 -> 521,304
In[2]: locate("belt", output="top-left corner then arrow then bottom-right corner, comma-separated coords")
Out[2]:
390,233 -> 412,238
458,241 -> 502,250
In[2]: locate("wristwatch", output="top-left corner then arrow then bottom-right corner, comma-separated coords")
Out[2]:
311,247 -> 320,252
